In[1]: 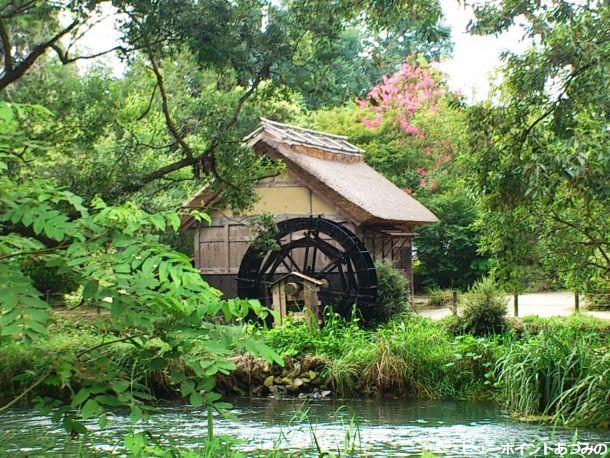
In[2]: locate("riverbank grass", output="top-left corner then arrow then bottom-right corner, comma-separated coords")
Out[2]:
0,310 -> 608,429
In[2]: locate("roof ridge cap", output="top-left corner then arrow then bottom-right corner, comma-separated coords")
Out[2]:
260,117 -> 350,140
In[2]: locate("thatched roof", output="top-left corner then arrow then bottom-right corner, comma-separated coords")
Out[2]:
182,119 -> 438,228
245,118 -> 363,156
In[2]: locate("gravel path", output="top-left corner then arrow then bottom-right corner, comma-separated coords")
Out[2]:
416,291 -> 610,321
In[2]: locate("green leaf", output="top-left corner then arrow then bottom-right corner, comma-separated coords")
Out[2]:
95,395 -> 123,407
167,213 -> 181,232
149,357 -> 165,370
0,323 -> 21,336
63,417 -> 87,434
125,432 -> 145,453
111,380 -> 130,393
110,301 -> 123,317
81,399 -> 102,419
71,388 -> 90,407
82,280 -> 99,301
189,391 -> 203,407
180,380 -> 195,396
150,214 -> 166,231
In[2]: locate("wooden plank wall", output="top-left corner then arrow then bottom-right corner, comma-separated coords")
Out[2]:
195,215 -> 351,275
192,170 -> 414,297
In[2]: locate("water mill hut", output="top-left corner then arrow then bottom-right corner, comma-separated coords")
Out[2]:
180,118 -> 438,319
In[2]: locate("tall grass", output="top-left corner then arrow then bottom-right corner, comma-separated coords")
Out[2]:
256,311 -> 609,428
495,323 -> 609,427
260,313 -> 502,399
552,352 -> 609,427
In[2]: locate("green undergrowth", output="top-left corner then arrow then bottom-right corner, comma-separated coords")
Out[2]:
0,313 -> 225,403
0,311 -> 608,429
251,312 -> 505,399
251,312 -> 610,427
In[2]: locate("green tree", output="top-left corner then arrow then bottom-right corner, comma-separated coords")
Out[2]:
1,0 -> 451,209
465,0 -> 609,293
308,58 -> 488,290
415,187 -> 490,290
0,102 -> 281,432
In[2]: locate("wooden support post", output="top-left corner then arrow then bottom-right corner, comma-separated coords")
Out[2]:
270,283 -> 287,327
574,292 -> 580,312
513,293 -> 519,317
224,224 -> 230,274
302,284 -> 320,332
451,290 -> 458,316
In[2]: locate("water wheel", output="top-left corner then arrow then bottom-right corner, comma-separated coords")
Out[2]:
237,217 -> 378,320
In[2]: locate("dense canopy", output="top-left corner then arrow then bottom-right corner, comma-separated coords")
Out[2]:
0,0 -> 608,447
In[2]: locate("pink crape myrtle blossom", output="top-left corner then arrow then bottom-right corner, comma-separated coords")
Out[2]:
362,113 -> 382,128
358,58 -> 445,137
400,119 -> 419,135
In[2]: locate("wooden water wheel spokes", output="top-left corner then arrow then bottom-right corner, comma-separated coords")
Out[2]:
237,217 -> 378,319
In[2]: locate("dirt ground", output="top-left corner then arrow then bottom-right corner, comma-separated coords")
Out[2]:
415,291 -> 610,321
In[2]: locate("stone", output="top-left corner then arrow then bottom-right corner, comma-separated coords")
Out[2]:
288,362 -> 301,378
251,386 -> 265,396
264,375 -> 274,387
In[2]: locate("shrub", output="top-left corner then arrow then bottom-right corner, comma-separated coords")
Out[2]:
585,292 -> 610,310
460,277 -> 507,336
426,287 -> 454,308
21,261 -> 79,302
440,313 -> 461,335
374,259 -> 410,322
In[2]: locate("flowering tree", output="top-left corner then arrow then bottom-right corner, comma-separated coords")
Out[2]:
355,57 -> 462,192
308,58 -> 487,290
358,59 -> 445,135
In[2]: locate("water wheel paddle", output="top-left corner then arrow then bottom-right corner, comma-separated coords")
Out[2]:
237,217 -> 378,320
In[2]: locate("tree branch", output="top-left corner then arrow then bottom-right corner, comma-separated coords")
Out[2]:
146,46 -> 195,161
515,56 -> 607,148
114,49 -> 264,195
136,81 -> 159,121
0,371 -> 52,412
0,19 -> 79,92
0,242 -> 69,261
550,211 -> 610,268
0,1 -> 36,19
50,42 -> 131,65
0,18 -> 13,72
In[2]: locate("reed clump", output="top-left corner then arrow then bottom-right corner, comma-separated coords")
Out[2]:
495,323 -> 609,428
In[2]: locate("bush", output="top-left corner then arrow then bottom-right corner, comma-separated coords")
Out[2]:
460,277 -> 507,336
21,261 -> 79,302
426,287 -> 454,308
585,292 -> 610,310
374,259 -> 410,322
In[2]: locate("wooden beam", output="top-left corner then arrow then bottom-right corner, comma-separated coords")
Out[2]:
224,224 -> 230,274
194,227 -> 201,268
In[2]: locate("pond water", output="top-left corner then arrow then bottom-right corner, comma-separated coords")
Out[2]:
0,398 -> 608,457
